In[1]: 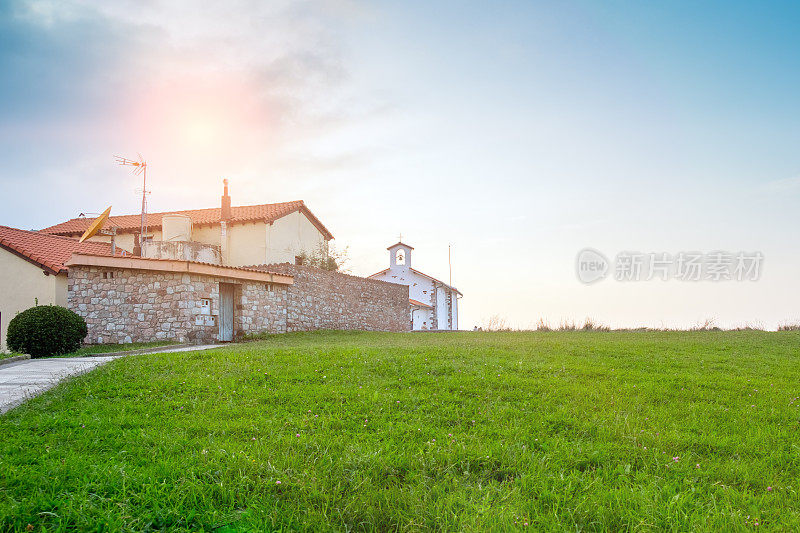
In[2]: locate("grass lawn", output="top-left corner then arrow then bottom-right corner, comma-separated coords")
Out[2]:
1,331 -> 798,531
64,341 -> 178,357
2,341 -> 177,360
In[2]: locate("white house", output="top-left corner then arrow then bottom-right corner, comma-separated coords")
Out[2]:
41,181 -> 334,268
368,242 -> 461,330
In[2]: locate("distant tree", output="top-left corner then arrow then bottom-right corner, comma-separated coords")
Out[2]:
295,243 -> 350,272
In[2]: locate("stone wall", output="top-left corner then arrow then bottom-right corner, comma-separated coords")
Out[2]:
68,267 -> 286,344
67,262 -> 409,344
261,263 -> 410,332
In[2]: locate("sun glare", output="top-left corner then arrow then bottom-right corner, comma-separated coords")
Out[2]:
132,78 -> 266,161
184,116 -> 218,146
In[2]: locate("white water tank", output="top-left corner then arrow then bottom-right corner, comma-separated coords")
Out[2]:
162,214 -> 192,242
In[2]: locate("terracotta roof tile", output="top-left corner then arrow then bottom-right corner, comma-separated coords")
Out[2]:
409,298 -> 432,308
66,253 -> 291,279
40,201 -> 334,240
0,225 -> 123,274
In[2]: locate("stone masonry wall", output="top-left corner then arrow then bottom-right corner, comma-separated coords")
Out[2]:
262,263 -> 411,332
68,267 -> 286,344
67,262 -> 409,345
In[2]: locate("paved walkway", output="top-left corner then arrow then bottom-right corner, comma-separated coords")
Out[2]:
0,344 -> 221,414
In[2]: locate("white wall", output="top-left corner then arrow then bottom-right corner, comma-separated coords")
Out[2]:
84,211 -> 329,268
192,225 -> 221,247
227,221 -> 268,267
266,211 -> 328,265
86,230 -> 163,254
436,285 -> 449,329
452,292 -> 459,330
0,250 -> 65,352
411,307 -> 433,330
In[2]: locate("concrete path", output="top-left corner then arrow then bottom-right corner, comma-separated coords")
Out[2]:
0,344 -> 222,414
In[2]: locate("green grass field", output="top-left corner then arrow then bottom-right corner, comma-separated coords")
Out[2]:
63,341 -> 178,357
2,341 -> 176,360
1,331 -> 799,531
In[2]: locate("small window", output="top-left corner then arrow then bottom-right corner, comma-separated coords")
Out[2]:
102,271 -> 114,279
396,249 -> 405,265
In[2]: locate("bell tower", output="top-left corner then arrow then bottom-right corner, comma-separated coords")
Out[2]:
388,241 -> 413,268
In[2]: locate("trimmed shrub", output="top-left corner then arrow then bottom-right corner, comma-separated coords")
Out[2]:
6,305 -> 88,357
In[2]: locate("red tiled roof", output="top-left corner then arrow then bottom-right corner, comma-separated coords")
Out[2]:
40,201 -> 334,240
368,267 -> 462,295
66,253 -> 293,283
409,298 -> 432,308
0,225 -> 123,274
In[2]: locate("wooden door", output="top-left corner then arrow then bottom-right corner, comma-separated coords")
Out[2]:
219,283 -> 234,342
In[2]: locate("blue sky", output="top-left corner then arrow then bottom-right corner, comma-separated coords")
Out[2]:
1,0 -> 799,329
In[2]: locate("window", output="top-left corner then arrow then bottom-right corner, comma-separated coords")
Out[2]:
102,271 -> 114,279
396,249 -> 405,265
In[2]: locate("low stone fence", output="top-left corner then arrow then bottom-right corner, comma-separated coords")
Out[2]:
258,263 -> 410,333
67,262 -> 409,345
68,267 -> 286,344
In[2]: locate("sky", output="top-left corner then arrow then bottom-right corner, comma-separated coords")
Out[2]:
1,0 -> 799,329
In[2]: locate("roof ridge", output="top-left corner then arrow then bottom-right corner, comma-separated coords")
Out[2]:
151,200 -> 302,216
69,252 -> 287,276
53,200 -> 306,224
0,224 -> 119,274
38,199 -> 333,240
367,265 -> 461,295
409,266 -> 461,293
0,224 -> 114,245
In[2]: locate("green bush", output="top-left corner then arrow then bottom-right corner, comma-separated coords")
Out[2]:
6,305 -> 88,357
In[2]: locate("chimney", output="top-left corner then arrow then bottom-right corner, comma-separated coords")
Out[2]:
220,179 -> 231,265
221,179 -> 232,221
133,233 -> 142,257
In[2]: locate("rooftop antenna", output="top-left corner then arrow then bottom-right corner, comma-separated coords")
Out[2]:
114,153 -> 148,240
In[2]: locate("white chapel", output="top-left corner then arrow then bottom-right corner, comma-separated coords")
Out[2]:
369,242 -> 461,330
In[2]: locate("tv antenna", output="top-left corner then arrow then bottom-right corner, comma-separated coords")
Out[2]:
114,154 -> 149,240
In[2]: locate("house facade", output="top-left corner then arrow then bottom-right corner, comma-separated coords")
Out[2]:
41,181 -> 333,268
1,201 -> 412,351
368,242 -> 461,331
